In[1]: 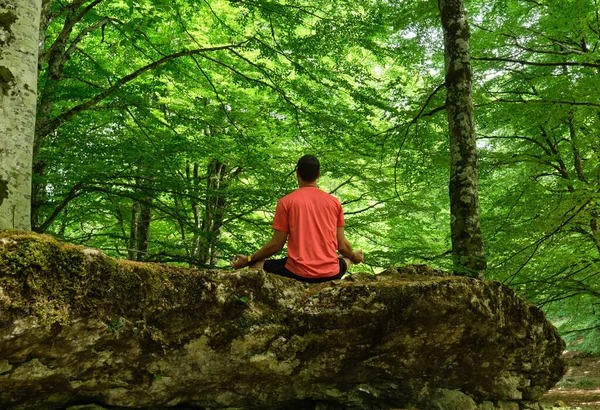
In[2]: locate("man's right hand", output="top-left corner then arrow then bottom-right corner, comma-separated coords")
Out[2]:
352,249 -> 364,264
231,254 -> 249,269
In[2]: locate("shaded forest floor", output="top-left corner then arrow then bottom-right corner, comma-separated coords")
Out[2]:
541,352 -> 600,409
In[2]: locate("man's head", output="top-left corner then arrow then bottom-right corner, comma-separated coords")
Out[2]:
296,155 -> 320,183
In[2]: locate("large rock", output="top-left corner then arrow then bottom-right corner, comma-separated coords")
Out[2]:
0,232 -> 565,409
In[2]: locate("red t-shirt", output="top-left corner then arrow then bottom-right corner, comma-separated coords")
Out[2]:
272,186 -> 345,278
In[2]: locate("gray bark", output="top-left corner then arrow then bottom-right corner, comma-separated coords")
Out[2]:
568,113 -> 587,183
591,210 -> 600,255
128,178 -> 152,261
438,0 -> 486,276
137,200 -> 151,261
128,201 -> 140,261
203,157 -> 227,266
190,162 -> 204,263
0,0 -> 43,231
190,158 -> 228,267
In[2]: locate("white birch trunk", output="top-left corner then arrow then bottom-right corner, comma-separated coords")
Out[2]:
0,0 -> 42,230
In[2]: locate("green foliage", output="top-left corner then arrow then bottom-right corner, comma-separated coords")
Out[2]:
468,0 -> 600,351
546,294 -> 600,355
234,295 -> 249,304
559,377 -> 600,389
32,0 -> 600,352
106,319 -> 125,332
37,0 -> 433,271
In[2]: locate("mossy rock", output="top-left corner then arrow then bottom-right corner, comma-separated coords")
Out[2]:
0,232 -> 566,409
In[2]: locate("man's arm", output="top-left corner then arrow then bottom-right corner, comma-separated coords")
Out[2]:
337,226 -> 364,264
231,229 -> 288,269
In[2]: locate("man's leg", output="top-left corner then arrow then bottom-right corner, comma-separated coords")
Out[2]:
249,260 -> 266,270
262,258 -> 348,283
262,258 -> 309,281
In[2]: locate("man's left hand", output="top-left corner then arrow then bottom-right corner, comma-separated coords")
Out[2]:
231,254 -> 249,269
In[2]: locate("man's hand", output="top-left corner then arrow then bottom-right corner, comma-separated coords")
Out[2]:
352,249 -> 364,264
231,254 -> 249,269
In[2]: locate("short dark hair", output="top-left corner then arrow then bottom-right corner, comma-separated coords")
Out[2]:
296,155 -> 320,182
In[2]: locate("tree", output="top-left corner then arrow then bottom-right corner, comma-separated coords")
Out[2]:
438,0 -> 486,276
469,0 -> 600,348
0,0 -> 43,231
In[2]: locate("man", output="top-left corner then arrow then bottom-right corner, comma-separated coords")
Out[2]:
231,155 -> 364,283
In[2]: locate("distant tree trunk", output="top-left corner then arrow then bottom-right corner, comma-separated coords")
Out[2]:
209,231 -> 223,267
0,0 -> 43,231
438,0 -> 486,277
128,178 -> 152,261
204,158 -> 227,266
137,200 -> 152,261
568,112 -> 587,183
193,158 -> 228,267
58,207 -> 68,237
128,201 -> 140,261
190,162 -> 204,263
591,210 -> 600,255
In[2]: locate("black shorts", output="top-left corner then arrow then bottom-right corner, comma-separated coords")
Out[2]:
262,257 -> 348,283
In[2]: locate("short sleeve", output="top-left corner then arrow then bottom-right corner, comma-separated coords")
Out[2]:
337,202 -> 345,227
272,200 -> 289,232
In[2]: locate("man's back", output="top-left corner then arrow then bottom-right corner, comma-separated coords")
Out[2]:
273,186 -> 344,278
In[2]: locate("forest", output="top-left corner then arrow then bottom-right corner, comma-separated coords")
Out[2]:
1,0 -> 599,354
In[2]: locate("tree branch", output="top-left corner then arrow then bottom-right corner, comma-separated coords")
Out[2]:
36,40 -> 253,139
480,99 -> 600,108
46,0 -> 105,67
476,133 -> 553,156
38,183 -> 85,232
473,56 -> 600,69
64,16 -> 110,61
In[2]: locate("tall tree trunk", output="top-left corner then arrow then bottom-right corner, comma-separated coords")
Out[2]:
438,0 -> 486,276
0,0 -> 43,231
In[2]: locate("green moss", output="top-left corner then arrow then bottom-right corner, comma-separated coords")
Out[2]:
0,232 -> 86,310
0,232 -> 284,349
0,234 -> 568,408
0,233 -> 155,326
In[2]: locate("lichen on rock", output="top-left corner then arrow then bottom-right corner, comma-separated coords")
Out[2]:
0,231 -> 566,409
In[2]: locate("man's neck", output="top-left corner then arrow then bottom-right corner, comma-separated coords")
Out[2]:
298,181 -> 318,188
